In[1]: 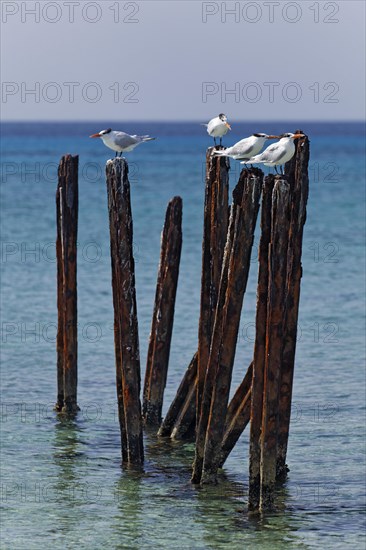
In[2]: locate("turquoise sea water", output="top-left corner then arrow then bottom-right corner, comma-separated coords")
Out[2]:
1,122 -> 365,549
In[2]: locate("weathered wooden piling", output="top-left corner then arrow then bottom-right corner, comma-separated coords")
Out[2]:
197,148 -> 229,419
201,170 -> 262,484
248,174 -> 275,511
192,168 -> 262,484
277,134 -> 310,479
143,197 -> 183,426
170,381 -> 196,440
158,353 -> 197,438
55,154 -> 79,414
106,158 -> 143,465
108,172 -> 128,462
56,179 -> 64,411
260,178 -> 291,510
218,362 -> 253,467
247,135 -> 310,511
159,149 -> 229,441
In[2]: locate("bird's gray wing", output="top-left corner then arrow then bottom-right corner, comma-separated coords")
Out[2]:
114,132 -> 139,148
274,148 -> 288,162
259,143 -> 286,162
232,142 -> 255,158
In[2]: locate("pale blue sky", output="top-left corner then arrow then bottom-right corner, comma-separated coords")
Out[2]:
1,0 -> 365,121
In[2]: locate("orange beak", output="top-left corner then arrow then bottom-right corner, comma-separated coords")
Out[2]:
89,133 -> 101,138
226,122 -> 231,130
293,133 -> 305,139
268,135 -> 279,139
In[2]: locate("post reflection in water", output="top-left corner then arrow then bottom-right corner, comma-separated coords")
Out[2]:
111,431 -> 197,549
112,471 -> 143,549
193,474 -> 307,549
51,416 -> 88,534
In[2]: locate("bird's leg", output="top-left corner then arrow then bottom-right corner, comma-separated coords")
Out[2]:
115,152 -> 118,158
274,165 -> 278,174
214,137 -> 217,146
219,137 -> 222,146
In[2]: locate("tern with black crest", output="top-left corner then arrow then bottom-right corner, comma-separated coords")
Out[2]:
241,132 -> 305,173
90,128 -> 156,156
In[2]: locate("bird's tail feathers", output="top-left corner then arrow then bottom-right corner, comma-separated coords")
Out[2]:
241,157 -> 261,165
133,135 -> 156,142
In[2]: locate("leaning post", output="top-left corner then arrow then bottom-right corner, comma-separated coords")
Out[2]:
143,197 -> 183,426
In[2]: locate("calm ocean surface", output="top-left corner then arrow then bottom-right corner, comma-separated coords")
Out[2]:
1,122 -> 365,549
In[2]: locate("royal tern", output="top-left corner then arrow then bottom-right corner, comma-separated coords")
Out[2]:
241,132 -> 305,173
214,133 -> 278,161
90,128 -> 156,156
204,114 -> 231,146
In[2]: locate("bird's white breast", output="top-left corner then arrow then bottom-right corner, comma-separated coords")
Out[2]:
207,118 -> 229,137
101,132 -> 122,152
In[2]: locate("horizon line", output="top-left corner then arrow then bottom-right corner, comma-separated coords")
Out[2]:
2,119 -> 365,124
